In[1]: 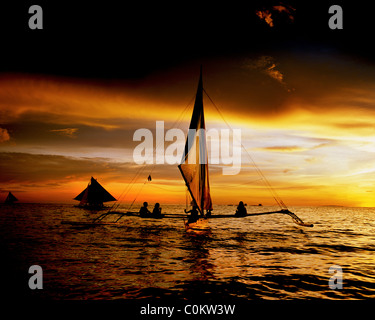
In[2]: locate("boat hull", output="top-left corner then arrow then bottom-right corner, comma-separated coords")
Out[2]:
184,218 -> 210,232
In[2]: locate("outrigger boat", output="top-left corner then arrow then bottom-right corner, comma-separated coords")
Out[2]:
178,67 -> 313,231
62,68 -> 313,229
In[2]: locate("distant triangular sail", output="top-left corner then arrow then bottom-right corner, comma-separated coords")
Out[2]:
4,192 -> 18,204
178,68 -> 212,214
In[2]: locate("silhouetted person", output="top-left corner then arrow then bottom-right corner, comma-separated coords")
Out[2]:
185,205 -> 199,224
235,201 -> 247,217
139,201 -> 151,217
152,202 -> 162,218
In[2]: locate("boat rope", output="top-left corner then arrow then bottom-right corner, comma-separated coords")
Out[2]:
108,164 -> 149,212
203,88 -> 288,210
142,94 -> 196,182
127,178 -> 150,211
110,94 -> 196,211
147,184 -> 185,192
214,177 -> 264,188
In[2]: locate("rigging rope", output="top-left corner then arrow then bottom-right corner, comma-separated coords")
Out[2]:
147,184 -> 185,192
214,177 -> 264,188
128,179 -> 149,211
110,81 -> 289,212
203,88 -> 288,210
113,94 -> 196,209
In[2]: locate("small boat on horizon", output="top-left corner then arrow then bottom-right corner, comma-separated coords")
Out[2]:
4,192 -> 18,205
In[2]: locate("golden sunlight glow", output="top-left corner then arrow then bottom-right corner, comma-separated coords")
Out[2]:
1,63 -> 375,207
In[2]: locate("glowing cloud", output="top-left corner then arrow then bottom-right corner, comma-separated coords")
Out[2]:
258,145 -> 306,152
273,4 -> 295,22
0,128 -> 10,142
243,56 -> 290,91
1,53 -> 375,207
256,3 -> 295,27
256,10 -> 274,27
50,128 -> 79,138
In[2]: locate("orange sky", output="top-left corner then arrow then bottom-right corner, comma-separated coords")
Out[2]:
1,55 -> 375,207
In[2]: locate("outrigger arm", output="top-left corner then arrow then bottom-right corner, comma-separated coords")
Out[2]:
206,209 -> 313,227
246,209 -> 313,227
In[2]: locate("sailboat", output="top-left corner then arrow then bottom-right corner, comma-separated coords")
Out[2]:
178,67 -> 212,231
74,177 -> 116,210
4,192 -> 18,205
62,69 -> 313,228
179,67 -> 313,230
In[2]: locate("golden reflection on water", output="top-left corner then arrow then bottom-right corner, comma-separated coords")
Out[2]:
1,204 -> 375,299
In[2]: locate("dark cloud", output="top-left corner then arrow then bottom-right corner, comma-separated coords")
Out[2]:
333,121 -> 375,132
1,1 -> 374,81
0,152 -> 184,186
1,115 -> 192,157
50,128 -> 79,138
3,51 -> 375,132
0,152 -> 120,184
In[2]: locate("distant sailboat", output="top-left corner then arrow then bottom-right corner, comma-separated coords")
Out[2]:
74,177 -> 116,210
4,192 -> 18,205
179,67 -> 313,230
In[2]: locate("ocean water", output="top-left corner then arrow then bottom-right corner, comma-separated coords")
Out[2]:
1,203 -> 375,304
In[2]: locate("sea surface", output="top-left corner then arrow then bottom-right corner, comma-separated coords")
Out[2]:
1,203 -> 375,304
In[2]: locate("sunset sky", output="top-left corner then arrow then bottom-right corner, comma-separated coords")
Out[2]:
1,1 -> 374,207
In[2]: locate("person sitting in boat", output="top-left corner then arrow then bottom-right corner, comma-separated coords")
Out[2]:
139,202 -> 152,217
185,205 -> 199,224
152,202 -> 162,218
235,201 -> 247,217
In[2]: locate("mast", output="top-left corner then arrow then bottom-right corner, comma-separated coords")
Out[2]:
178,67 -> 213,215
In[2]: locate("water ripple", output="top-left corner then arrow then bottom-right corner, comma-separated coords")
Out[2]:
1,204 -> 375,300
